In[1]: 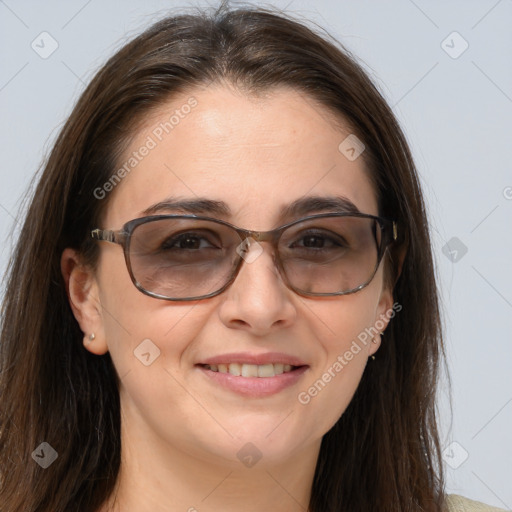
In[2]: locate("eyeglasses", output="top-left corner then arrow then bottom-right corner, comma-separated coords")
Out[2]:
91,213 -> 397,301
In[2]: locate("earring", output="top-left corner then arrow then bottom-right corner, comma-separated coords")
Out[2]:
370,355 -> 375,360
88,333 -> 95,341
371,336 -> 378,344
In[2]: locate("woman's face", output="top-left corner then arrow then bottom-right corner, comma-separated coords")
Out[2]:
70,84 -> 393,469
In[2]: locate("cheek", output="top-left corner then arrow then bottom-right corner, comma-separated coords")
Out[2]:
296,288 -> 380,432
308,283 -> 380,358
94,267 -> 232,459
95,251 -> 213,378
96,285 -> 218,447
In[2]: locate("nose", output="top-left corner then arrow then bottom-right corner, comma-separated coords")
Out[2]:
217,239 -> 297,336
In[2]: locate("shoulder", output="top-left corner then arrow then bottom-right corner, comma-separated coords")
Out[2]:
444,494 -> 509,511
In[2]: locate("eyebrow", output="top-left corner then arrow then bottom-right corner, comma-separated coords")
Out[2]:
141,195 -> 361,222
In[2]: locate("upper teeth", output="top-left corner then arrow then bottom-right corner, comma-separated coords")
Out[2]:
205,363 -> 294,377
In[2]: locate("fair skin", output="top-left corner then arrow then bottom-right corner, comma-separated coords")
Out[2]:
62,84 -> 393,512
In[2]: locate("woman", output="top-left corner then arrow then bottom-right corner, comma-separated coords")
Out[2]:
0,3 -> 505,511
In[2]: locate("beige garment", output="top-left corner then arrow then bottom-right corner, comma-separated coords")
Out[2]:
445,494 -> 510,511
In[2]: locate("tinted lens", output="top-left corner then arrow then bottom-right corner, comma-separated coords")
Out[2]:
279,216 -> 380,294
128,218 -> 241,299
126,216 -> 383,299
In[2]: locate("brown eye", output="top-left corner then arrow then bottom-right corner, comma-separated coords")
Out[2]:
289,230 -> 347,250
162,233 -> 215,250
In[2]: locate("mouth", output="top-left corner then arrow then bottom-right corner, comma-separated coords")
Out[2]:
195,355 -> 309,397
199,362 -> 301,378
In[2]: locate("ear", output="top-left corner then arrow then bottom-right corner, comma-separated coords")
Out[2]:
61,248 -> 109,355
368,283 -> 394,358
368,237 -> 406,357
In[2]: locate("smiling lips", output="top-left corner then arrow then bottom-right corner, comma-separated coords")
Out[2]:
203,362 -> 296,378
198,351 -> 308,378
198,364 -> 309,398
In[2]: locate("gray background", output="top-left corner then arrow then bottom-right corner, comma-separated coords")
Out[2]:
1,0 -> 511,508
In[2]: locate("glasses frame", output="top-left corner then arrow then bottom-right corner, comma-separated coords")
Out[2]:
91,212 -> 398,301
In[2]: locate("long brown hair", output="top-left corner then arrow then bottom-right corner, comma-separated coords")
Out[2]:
0,2 -> 447,510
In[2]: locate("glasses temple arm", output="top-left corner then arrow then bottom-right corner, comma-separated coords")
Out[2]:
91,228 -> 118,243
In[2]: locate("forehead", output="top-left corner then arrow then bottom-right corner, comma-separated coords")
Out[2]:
102,84 -> 378,229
